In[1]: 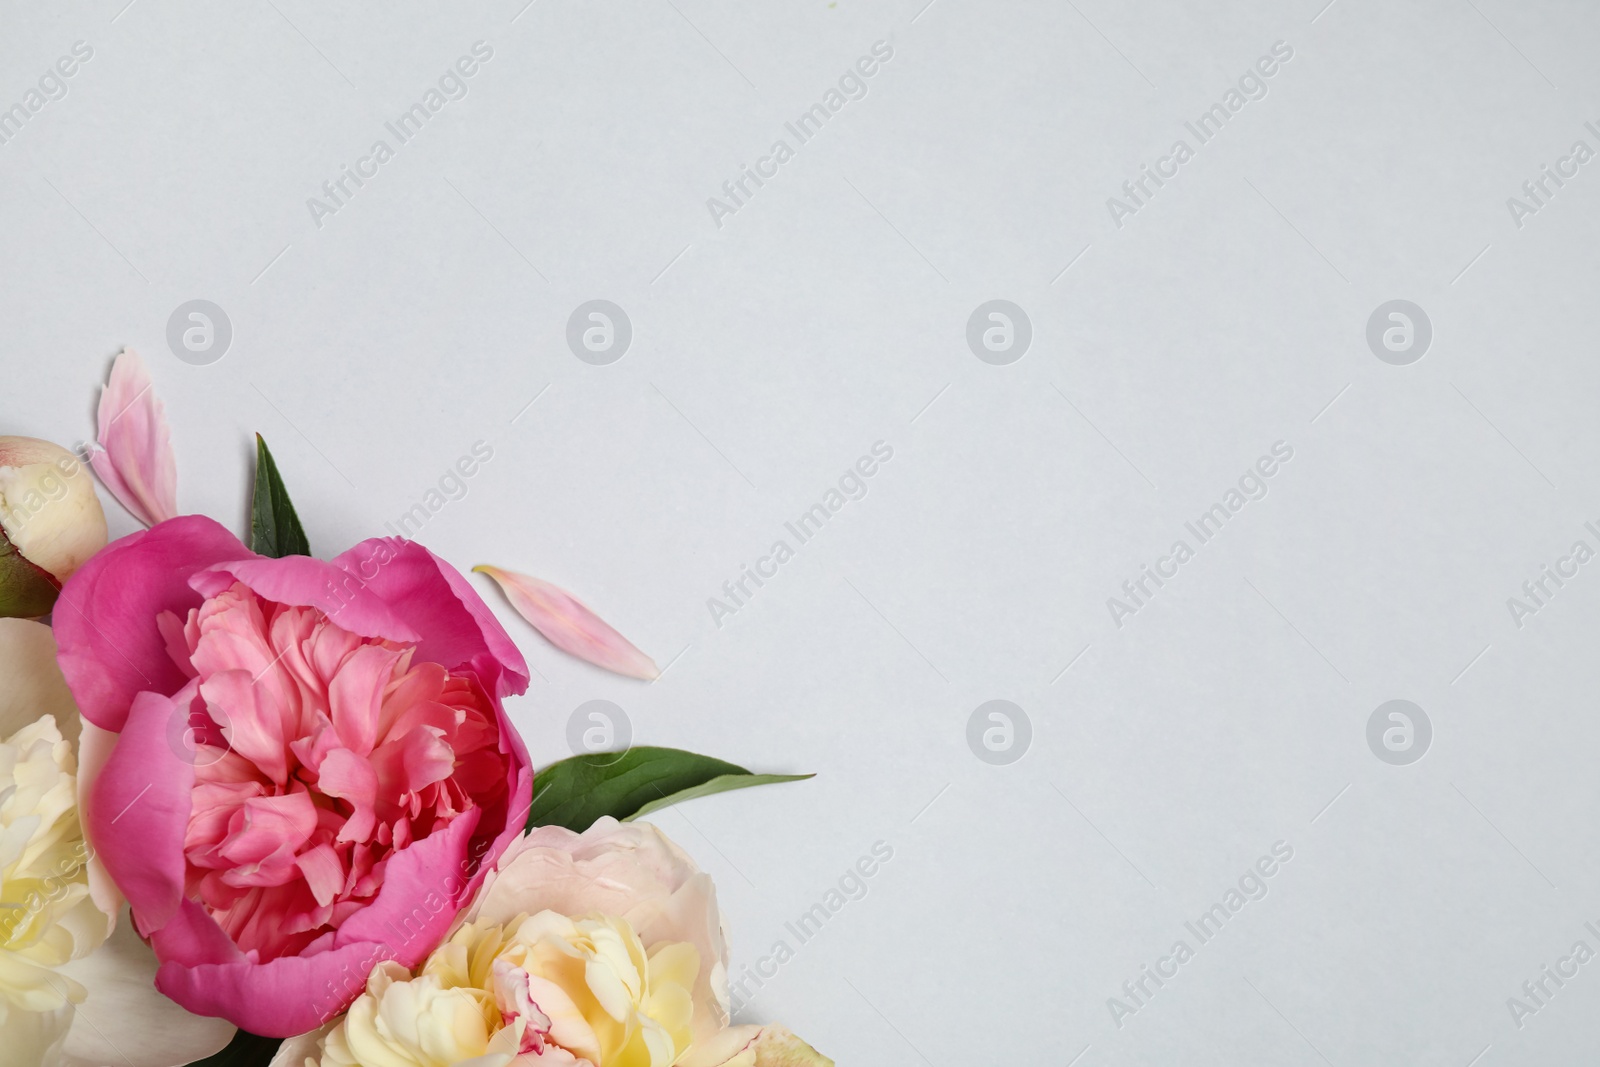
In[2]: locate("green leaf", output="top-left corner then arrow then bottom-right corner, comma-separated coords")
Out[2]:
250,434 -> 311,559
0,525 -> 61,617
526,746 -> 813,833
628,772 -> 815,821
181,1029 -> 282,1067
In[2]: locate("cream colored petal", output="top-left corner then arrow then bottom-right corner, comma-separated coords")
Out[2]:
55,912 -> 235,1067
0,995 -> 76,1067
0,620 -> 78,745
0,436 -> 107,587
0,950 -> 82,1013
72,720 -> 123,934
677,1025 -> 833,1067
624,871 -> 727,1044
267,1026 -> 331,1067
524,973 -> 599,1065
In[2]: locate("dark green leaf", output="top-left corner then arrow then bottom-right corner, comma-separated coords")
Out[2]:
181,1029 -> 282,1067
0,525 -> 61,617
526,746 -> 813,832
250,434 -> 311,558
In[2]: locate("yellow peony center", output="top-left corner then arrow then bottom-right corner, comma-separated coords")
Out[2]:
318,911 -> 699,1067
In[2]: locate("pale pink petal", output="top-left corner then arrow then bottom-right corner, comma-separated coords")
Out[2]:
74,720 -> 125,931
493,958 -> 556,1053
198,669 -> 291,785
316,748 -> 379,843
297,843 -> 345,908
218,792 -> 318,882
369,725 -> 455,797
89,347 -> 177,527
327,644 -> 399,755
473,565 -> 658,680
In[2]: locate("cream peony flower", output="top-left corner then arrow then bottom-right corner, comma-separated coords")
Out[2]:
0,619 -> 107,1067
273,819 -> 832,1067
0,618 -> 234,1067
313,911 -> 699,1067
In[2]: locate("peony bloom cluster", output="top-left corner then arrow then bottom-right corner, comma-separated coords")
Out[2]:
273,819 -> 832,1067
7,353 -> 833,1064
53,516 -> 534,1036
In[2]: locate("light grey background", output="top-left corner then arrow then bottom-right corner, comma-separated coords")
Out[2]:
6,0 -> 1600,1063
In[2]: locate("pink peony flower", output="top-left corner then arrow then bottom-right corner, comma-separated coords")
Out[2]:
51,515 -> 533,1038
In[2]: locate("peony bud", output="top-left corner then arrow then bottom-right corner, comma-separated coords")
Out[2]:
0,436 -> 108,617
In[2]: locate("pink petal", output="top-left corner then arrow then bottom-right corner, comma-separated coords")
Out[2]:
153,826 -> 493,1035
146,897 -> 248,969
473,565 -> 658,681
493,958 -> 553,1052
85,690 -> 196,936
90,348 -> 177,527
297,843 -> 345,909
327,644 -> 399,756
197,670 -> 291,785
193,554 -> 422,647
153,931 -> 386,1038
55,515 -> 253,733
333,808 -> 481,965
217,792 -> 318,876
332,539 -> 530,698
315,748 -> 379,844
369,725 -> 455,797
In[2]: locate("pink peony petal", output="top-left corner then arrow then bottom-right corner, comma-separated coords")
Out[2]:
336,539 -> 530,698
90,348 -> 177,527
315,747 -> 379,844
194,553 -> 422,646
332,808 -> 481,964
473,565 -> 658,681
326,644 -> 399,756
86,690 -> 196,935
197,669 -> 292,785
55,514 -> 249,733
217,791 -> 318,880
154,932 -> 387,1038
296,843 -> 345,909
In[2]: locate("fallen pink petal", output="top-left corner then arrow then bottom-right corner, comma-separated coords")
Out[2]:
473,564 -> 659,680
89,348 -> 177,528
